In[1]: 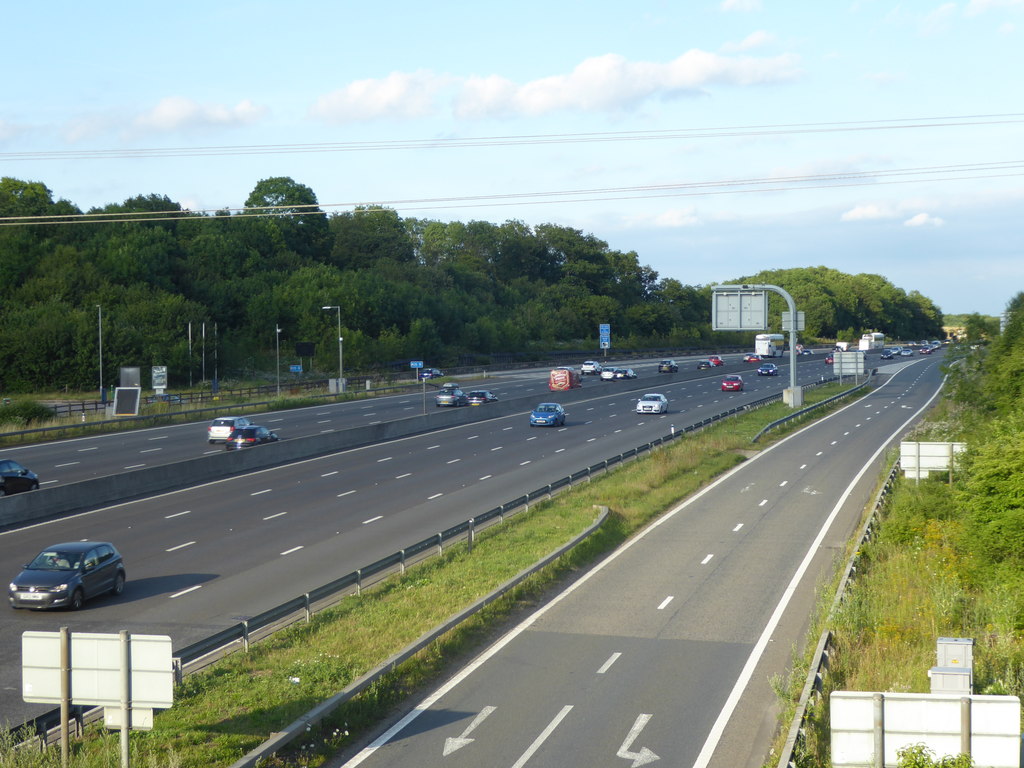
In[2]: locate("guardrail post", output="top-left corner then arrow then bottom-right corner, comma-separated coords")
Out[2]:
499,504 -> 505,524
172,657 -> 183,686
242,620 -> 250,653
304,593 -> 311,623
400,549 -> 406,575
468,518 -> 475,553
873,693 -> 884,768
356,569 -> 362,596
436,533 -> 443,558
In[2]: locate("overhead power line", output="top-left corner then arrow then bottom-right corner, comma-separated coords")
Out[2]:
2,159 -> 1021,227
1,113 -> 1022,162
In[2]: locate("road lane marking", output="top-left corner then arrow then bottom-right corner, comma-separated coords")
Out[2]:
759,499 -> 768,506
337,490 -> 356,498
165,541 -> 195,552
657,596 -> 674,610
479,475 -> 492,480
140,448 -> 162,453
395,473 -> 412,479
519,460 -> 531,466
147,435 -> 168,441
321,471 -> 338,477
250,489 -> 271,496
263,512 -> 287,520
169,585 -> 202,599
447,458 -> 461,464
597,652 -> 622,674
733,524 -> 744,532
701,554 -> 714,565
77,447 -> 97,452
511,705 -> 573,768
165,510 -> 191,519
124,464 -> 145,469
377,456 -> 393,462
280,546 -> 303,556
779,480 -> 788,487
362,516 -> 383,525
428,493 -> 443,499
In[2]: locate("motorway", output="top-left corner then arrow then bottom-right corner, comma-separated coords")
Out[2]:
1,352 -> 875,727
332,354 -> 947,768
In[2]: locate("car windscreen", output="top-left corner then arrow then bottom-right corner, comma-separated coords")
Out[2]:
29,551 -> 80,570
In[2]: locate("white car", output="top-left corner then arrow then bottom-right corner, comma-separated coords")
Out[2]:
208,416 -> 252,443
581,360 -> 602,375
600,368 -> 618,381
635,393 -> 669,414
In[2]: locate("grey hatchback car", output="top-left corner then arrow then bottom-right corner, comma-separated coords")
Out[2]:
9,541 -> 126,610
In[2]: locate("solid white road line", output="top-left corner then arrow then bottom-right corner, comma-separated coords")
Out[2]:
597,653 -> 622,674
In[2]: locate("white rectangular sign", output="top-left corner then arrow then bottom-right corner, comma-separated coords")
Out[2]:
711,289 -> 768,331
22,631 -> 173,709
831,691 -> 1020,768
901,442 -> 967,478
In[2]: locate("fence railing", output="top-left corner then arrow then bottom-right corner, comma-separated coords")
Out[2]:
16,374 -> 855,746
776,459 -> 901,768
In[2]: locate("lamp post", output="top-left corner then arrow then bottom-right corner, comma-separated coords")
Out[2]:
96,305 -> 104,403
275,325 -> 282,396
322,305 -> 343,392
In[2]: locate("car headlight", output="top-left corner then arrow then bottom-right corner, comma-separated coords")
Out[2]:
51,583 -> 69,592
8,583 -> 16,591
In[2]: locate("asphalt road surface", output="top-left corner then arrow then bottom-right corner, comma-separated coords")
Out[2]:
0,351 -> 888,727
331,355 -> 946,768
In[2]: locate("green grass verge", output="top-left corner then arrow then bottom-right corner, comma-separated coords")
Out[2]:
1,382 -> 864,768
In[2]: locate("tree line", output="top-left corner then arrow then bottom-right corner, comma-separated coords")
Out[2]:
0,175 -> 946,392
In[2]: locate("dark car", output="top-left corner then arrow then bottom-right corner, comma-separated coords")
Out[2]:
224,425 -> 279,450
757,363 -> 779,376
9,541 -> 125,610
418,367 -> 444,380
880,349 -> 895,360
466,390 -> 498,405
696,360 -> 713,370
657,360 -> 678,373
530,403 -> 566,427
0,459 -> 39,495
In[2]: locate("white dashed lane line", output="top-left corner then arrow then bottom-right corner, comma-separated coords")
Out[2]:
165,541 -> 195,552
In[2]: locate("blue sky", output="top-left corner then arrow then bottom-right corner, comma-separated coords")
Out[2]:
3,0 -> 1022,317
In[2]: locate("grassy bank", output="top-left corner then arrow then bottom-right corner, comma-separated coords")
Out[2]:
770,393 -> 1024,767
2,382 -> 863,768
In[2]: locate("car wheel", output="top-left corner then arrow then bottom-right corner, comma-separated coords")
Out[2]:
0,485 -> 5,496
69,589 -> 84,611
30,481 -> 39,491
110,572 -> 125,596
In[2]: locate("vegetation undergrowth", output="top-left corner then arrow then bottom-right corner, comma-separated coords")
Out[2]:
766,311 -> 1024,768
0,380 -> 864,768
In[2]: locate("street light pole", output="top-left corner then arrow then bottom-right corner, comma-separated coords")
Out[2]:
275,325 -> 282,396
322,305 -> 342,392
96,305 -> 104,403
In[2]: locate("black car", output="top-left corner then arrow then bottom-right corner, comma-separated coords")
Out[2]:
0,459 -> 39,495
696,360 -> 712,370
225,425 -> 280,450
9,541 -> 125,610
657,360 -> 678,373
466,390 -> 498,405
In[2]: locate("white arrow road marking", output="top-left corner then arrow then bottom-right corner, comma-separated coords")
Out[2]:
617,713 -> 660,767
442,705 -> 495,756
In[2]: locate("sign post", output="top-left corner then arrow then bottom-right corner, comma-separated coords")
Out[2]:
410,361 -> 425,414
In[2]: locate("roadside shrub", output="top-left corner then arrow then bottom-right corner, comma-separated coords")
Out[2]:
0,399 -> 55,427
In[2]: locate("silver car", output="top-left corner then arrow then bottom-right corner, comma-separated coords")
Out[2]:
208,416 -> 252,443
636,393 -> 669,414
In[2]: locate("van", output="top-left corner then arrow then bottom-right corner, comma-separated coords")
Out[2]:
548,368 -> 582,391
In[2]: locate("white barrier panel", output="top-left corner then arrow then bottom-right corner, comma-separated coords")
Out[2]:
831,691 -> 1020,768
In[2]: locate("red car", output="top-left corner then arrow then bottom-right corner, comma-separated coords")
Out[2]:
709,355 -> 725,366
721,375 -> 744,391
825,355 -> 834,365
743,354 -> 761,363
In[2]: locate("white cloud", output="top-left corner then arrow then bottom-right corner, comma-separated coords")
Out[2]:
454,51 -> 802,119
309,70 -> 448,123
131,97 -> 267,135
722,30 -> 776,52
841,204 -> 896,221
904,212 -> 945,227
721,0 -> 762,11
920,3 -> 957,35
0,119 -> 21,142
654,208 -> 703,227
966,0 -> 1024,16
